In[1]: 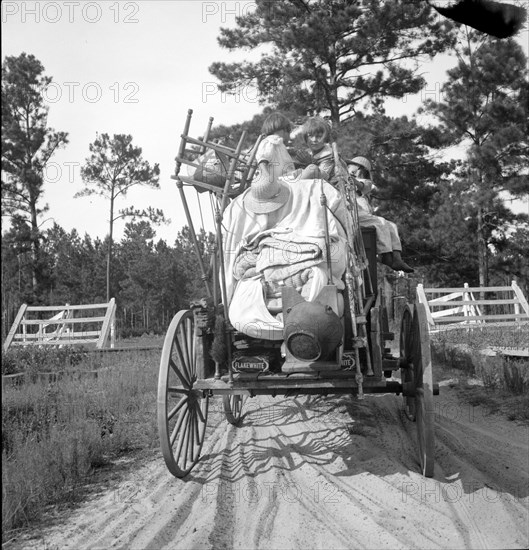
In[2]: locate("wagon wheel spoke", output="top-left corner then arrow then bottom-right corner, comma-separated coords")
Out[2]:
167,386 -> 189,394
172,339 -> 192,388
176,324 -> 192,382
168,396 -> 188,422
170,407 -> 189,446
185,316 -> 196,381
184,411 -> 193,468
188,407 -> 196,463
169,357 -> 191,389
195,399 -> 207,424
193,405 -> 201,443
174,409 -> 190,464
181,315 -> 196,378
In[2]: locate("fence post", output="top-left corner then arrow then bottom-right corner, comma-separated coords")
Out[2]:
463,283 -> 470,320
97,298 -> 116,349
512,280 -> 529,318
416,284 -> 435,327
3,304 -> 28,352
110,302 -> 116,348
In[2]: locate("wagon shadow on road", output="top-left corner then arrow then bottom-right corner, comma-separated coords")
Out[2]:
190,393 -> 419,484
187,392 -> 529,506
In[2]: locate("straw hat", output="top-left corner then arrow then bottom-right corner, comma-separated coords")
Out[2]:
244,163 -> 291,214
244,136 -> 291,214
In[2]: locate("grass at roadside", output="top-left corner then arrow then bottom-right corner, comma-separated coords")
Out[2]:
431,325 -> 529,422
2,347 -> 160,537
431,324 -> 528,351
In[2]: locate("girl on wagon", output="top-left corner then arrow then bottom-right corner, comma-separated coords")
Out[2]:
300,116 -> 414,273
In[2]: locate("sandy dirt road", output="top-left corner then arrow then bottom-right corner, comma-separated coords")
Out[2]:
14,383 -> 529,550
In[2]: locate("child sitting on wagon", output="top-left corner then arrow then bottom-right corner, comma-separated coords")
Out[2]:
256,112 -> 319,181
299,116 -> 414,274
255,112 -> 297,178
346,156 -> 413,273
298,116 -> 347,187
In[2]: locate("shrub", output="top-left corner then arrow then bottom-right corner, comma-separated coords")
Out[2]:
1,346 -> 89,377
432,325 -> 529,350
431,327 -> 529,403
502,358 -> 528,395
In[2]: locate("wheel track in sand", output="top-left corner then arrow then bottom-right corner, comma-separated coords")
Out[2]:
9,389 -> 528,550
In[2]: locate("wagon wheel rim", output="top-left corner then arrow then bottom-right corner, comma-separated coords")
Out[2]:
399,304 -> 416,420
157,310 -> 209,478
223,394 -> 246,425
412,303 -> 435,477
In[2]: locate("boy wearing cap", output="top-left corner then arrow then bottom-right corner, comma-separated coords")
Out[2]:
347,157 -> 413,273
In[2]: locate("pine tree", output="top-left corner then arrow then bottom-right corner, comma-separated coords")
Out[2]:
423,31 -> 528,286
1,53 -> 68,294
76,133 -> 165,301
209,0 -> 454,123
174,226 -> 215,303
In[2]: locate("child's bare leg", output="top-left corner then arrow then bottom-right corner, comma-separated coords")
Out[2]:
387,221 -> 414,272
391,250 -> 414,273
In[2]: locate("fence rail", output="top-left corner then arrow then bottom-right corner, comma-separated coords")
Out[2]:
3,299 -> 116,352
417,281 -> 529,331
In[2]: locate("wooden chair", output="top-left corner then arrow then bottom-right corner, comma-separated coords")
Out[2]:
173,109 -> 263,198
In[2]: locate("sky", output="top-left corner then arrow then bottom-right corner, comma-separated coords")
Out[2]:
2,0 -> 528,244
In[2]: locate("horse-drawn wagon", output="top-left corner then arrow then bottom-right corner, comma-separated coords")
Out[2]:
157,109 -> 438,479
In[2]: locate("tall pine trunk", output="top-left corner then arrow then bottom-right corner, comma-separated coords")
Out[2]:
30,193 -> 40,294
476,205 -> 489,304
107,186 -> 115,302
476,167 -> 489,295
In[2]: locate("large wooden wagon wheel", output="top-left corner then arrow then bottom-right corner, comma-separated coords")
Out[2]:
223,394 -> 246,425
158,310 -> 209,478
399,303 -> 435,477
399,304 -> 416,420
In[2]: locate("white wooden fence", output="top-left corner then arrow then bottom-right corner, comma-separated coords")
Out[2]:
417,281 -> 529,331
3,299 -> 116,351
